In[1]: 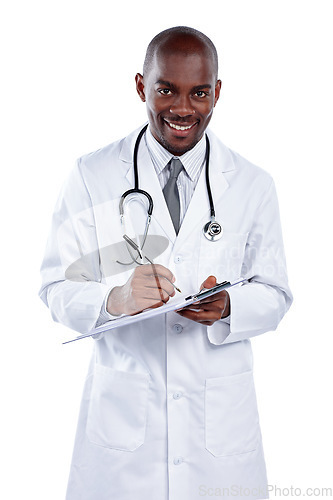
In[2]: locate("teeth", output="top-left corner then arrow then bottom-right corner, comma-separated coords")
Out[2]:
168,122 -> 193,131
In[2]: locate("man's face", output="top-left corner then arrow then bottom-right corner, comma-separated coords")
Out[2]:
136,47 -> 221,156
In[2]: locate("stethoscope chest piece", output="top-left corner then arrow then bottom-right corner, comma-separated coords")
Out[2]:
203,218 -> 223,241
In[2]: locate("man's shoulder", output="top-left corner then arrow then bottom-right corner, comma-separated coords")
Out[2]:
208,129 -> 273,186
78,126 -> 143,171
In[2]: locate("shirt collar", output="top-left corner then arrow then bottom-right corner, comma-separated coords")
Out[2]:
145,126 -> 206,181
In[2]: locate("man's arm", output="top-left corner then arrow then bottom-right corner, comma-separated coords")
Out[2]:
179,179 -> 292,344
39,161 -> 109,334
39,161 -> 176,334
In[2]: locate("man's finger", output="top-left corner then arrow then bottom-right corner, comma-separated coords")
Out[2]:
139,263 -> 175,283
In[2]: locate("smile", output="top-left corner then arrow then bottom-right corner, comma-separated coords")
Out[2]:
165,121 -> 196,131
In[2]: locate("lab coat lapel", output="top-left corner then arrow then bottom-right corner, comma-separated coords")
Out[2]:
174,132 -> 234,249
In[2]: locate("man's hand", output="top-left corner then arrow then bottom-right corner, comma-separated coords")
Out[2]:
107,264 -> 176,316
177,275 -> 230,326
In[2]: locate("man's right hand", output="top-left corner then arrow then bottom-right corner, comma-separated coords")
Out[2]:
107,264 -> 176,316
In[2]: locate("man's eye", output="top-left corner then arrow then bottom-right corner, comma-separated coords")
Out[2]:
195,91 -> 208,98
158,89 -> 172,95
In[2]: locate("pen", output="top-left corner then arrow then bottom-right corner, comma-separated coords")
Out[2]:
123,235 -> 182,293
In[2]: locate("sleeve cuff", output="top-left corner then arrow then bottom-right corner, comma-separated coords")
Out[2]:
93,288 -> 120,339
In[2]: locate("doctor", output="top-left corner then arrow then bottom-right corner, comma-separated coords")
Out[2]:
40,26 -> 292,500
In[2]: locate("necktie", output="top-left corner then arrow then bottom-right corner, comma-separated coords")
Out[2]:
163,158 -> 183,234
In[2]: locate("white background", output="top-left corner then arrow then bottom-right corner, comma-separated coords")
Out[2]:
1,1 -> 332,498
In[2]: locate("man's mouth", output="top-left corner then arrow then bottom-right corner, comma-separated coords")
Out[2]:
164,120 -> 197,132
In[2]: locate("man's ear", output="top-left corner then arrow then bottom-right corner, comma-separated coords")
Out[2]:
214,79 -> 222,107
135,73 -> 146,102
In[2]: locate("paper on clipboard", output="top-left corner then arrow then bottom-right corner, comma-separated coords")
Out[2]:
63,278 -> 247,344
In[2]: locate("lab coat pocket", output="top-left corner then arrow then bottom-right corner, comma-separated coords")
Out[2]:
205,371 -> 259,457
86,364 -> 150,451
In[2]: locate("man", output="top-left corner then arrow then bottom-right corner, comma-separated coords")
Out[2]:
40,26 -> 292,500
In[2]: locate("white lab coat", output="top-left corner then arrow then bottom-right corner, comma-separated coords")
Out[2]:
40,126 -> 292,500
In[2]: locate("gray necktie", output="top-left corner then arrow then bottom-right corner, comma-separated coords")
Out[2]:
163,158 -> 183,234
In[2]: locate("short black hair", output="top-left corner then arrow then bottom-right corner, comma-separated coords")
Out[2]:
143,26 -> 219,79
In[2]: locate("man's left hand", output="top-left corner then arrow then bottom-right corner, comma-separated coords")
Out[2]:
176,275 -> 230,326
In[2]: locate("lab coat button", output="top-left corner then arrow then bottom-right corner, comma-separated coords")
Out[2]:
173,391 -> 183,400
172,324 -> 183,334
174,255 -> 183,263
173,456 -> 184,465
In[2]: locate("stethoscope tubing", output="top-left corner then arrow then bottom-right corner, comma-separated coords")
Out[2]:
203,134 -> 215,219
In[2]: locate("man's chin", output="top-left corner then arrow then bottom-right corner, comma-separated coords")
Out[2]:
160,135 -> 199,156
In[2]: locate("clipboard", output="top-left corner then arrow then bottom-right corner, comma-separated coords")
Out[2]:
63,278 -> 247,344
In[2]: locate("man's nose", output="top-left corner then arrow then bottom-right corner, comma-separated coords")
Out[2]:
169,95 -> 194,117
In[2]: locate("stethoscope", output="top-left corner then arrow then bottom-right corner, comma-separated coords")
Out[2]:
118,124 -> 223,264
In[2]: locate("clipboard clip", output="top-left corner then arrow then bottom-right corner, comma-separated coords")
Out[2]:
185,278 -> 248,302
185,280 -> 230,301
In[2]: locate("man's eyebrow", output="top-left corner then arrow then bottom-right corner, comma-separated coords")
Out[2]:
192,84 -> 212,91
155,80 -> 176,88
155,81 -> 212,91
